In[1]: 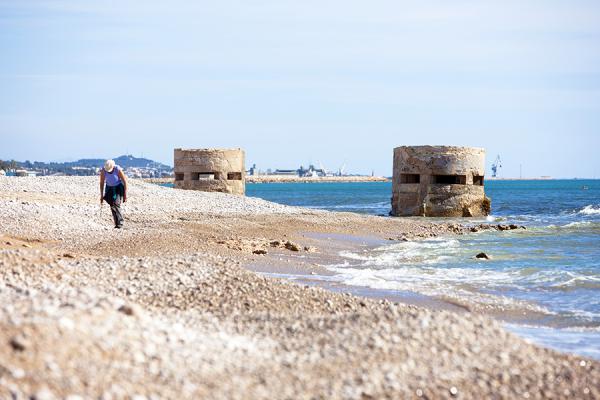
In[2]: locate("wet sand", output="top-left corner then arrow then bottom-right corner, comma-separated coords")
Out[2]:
0,176 -> 598,399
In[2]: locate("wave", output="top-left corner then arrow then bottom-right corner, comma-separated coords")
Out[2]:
549,272 -> 600,290
579,205 -> 600,215
563,221 -> 592,228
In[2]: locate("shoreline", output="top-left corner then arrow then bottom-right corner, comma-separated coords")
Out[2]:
1,176 -> 598,398
244,230 -> 575,329
143,176 -> 390,184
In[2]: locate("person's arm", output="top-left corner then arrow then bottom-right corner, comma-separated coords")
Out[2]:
118,168 -> 128,202
99,170 -> 105,204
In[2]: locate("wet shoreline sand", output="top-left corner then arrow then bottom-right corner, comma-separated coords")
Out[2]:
0,176 -> 598,399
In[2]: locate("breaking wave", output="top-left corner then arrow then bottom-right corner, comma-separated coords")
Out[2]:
579,205 -> 600,215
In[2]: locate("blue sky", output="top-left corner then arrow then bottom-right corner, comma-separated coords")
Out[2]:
1,0 -> 599,178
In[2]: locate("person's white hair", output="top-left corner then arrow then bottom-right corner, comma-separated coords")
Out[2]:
104,159 -> 115,172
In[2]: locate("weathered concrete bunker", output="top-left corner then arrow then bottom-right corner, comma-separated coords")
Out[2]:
174,148 -> 245,195
391,146 -> 490,217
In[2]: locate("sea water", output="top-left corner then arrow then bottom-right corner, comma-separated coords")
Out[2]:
247,180 -> 600,359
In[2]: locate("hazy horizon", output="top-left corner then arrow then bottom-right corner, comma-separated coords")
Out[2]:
1,1 -> 599,178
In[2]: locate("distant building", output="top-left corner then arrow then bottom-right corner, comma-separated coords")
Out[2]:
248,164 -> 258,176
15,170 -> 37,177
272,169 -> 298,176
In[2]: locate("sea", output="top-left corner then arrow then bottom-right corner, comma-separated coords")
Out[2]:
245,180 -> 600,359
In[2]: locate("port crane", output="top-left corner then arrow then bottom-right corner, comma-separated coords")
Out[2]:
491,155 -> 502,178
337,163 -> 346,176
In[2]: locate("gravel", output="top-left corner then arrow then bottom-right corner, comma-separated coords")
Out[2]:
0,176 -> 309,246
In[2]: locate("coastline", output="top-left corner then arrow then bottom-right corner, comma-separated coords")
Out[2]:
144,175 -> 390,184
0,176 -> 598,398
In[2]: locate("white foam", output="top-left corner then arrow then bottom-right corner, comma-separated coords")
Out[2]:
563,221 -> 592,228
579,205 -> 600,215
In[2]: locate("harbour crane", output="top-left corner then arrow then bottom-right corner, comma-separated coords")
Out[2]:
491,155 -> 502,178
338,163 -> 346,176
317,161 -> 327,176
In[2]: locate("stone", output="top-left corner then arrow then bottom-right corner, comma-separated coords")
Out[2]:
9,334 -> 28,352
32,388 -> 56,400
475,252 -> 490,260
118,304 -> 135,316
284,241 -> 300,252
252,249 -> 268,255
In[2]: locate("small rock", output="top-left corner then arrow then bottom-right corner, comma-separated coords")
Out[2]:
32,388 -> 56,400
252,249 -> 268,255
12,368 -> 25,379
118,304 -> 135,316
62,253 -> 75,258
449,386 -> 458,396
475,252 -> 490,260
9,335 -> 28,352
284,241 -> 300,252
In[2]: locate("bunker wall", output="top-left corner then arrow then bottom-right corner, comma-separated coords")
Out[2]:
391,146 -> 489,217
174,148 -> 245,195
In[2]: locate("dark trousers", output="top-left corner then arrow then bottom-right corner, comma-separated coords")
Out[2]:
104,184 -> 124,227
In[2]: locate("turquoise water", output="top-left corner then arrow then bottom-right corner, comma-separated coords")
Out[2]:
246,180 -> 600,358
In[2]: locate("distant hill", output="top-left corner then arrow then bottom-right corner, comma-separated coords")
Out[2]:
2,155 -> 172,176
67,155 -> 171,170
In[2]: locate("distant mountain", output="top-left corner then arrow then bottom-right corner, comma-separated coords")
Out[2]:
68,155 -> 171,170
2,155 -> 172,176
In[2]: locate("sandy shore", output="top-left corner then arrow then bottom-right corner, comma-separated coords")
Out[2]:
0,176 -> 598,399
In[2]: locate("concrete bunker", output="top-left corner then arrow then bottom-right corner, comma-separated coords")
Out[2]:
391,146 -> 490,217
174,148 -> 245,195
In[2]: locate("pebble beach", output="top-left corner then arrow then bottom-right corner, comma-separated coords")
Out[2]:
0,176 -> 598,399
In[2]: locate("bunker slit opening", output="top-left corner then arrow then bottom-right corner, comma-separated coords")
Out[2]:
191,172 -> 218,180
432,174 -> 467,185
400,174 -> 421,184
227,172 -> 242,181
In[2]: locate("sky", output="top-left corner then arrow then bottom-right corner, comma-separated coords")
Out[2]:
1,0 -> 599,178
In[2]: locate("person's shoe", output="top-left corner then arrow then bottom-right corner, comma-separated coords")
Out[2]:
115,225 -> 122,229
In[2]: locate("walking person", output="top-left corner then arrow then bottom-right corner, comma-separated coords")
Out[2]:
100,159 -> 128,228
